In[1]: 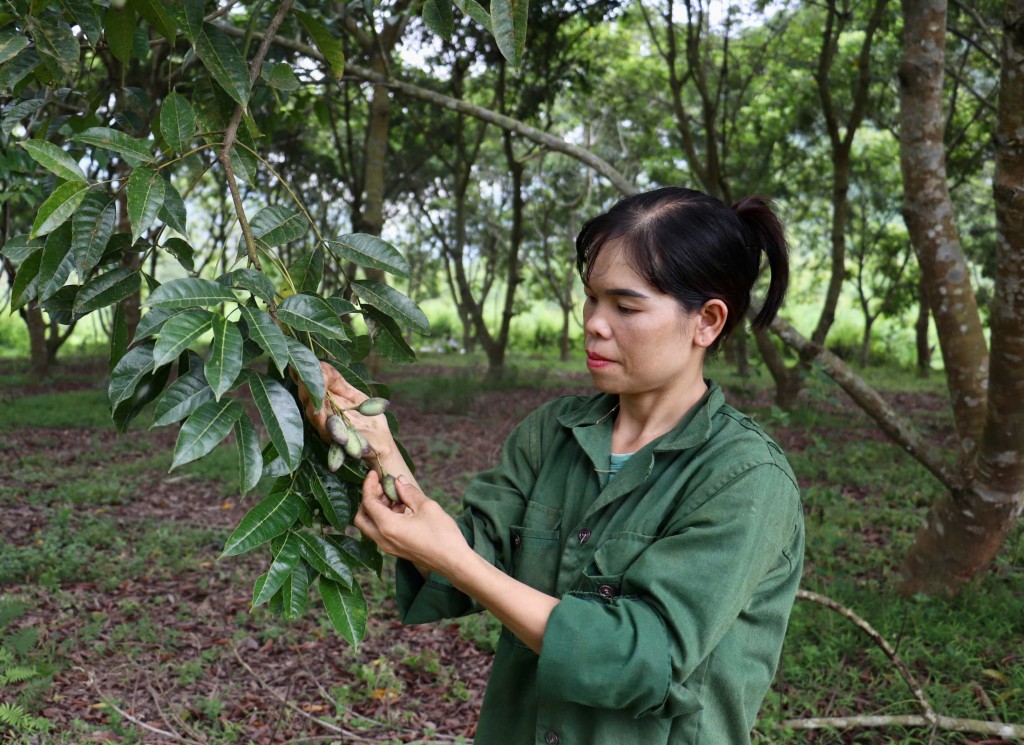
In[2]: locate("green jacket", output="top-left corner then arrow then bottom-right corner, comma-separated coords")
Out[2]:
396,382 -> 804,745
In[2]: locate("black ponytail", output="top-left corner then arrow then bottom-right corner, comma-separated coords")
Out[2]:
732,196 -> 789,331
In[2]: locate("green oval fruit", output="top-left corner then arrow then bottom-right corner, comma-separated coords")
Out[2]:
326,415 -> 349,446
343,426 -> 365,459
382,474 -> 399,502
357,397 -> 390,416
327,442 -> 345,472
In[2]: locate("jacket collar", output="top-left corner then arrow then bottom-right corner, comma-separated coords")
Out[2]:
557,379 -> 724,453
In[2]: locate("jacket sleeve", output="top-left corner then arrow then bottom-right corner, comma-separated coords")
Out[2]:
535,461 -> 803,718
396,404 -> 548,624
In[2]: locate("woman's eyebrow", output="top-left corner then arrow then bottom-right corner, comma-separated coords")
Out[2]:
605,288 -> 650,299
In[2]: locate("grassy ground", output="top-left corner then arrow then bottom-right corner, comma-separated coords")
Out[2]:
0,351 -> 1022,744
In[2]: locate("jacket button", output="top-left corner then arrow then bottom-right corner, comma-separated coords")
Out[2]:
544,731 -> 559,745
598,584 -> 616,597
578,528 -> 591,544
512,533 -> 522,549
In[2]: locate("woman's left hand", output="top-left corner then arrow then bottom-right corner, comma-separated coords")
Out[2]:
354,471 -> 470,578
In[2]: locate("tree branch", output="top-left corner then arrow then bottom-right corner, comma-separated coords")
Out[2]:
218,0 -> 295,271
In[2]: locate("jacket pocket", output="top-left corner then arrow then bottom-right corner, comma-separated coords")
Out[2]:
509,502 -> 562,595
582,532 -> 655,597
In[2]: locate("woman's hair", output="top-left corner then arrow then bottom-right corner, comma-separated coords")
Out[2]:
575,187 -> 789,353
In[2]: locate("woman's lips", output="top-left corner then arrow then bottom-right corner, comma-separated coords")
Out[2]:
586,351 -> 613,370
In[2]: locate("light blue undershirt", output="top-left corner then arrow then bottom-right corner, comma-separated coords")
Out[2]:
607,452 -> 634,482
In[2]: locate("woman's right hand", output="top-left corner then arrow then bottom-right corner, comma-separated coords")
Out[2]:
298,362 -> 400,466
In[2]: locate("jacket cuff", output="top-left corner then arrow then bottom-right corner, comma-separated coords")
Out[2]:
536,593 -> 702,718
395,559 -> 475,623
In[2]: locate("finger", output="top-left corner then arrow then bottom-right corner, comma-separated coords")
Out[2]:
393,475 -> 427,510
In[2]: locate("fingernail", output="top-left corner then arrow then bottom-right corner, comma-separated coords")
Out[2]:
396,475 -> 408,485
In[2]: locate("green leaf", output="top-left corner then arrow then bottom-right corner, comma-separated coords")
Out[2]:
164,237 -> 195,272
239,305 -> 290,375
220,268 -> 275,304
250,205 -> 308,248
74,267 -> 140,314
2,98 -> 47,138
352,280 -> 430,334
61,0 -> 103,46
38,223 -> 74,302
159,92 -> 196,154
362,305 -> 416,363
281,561 -> 310,620
135,307 -> 178,340
252,532 -> 301,606
159,179 -> 188,237
194,22 -> 250,107
145,277 -> 237,309
29,18 -> 79,79
31,180 -> 91,238
319,577 -> 367,645
0,235 -> 43,265
109,303 -> 129,370
234,414 -> 263,495
0,30 -> 29,65
152,309 -> 213,367
276,293 -> 347,340
9,250 -> 42,310
295,11 -> 345,79
71,191 -> 116,275
0,48 -> 42,93
105,5 -> 136,64
108,341 -> 156,407
326,295 -> 357,317
111,362 -> 172,433
126,167 -> 165,243
453,0 -> 492,32
166,0 -> 204,42
285,338 -> 325,408
249,373 -> 304,473
229,147 -> 258,186
170,398 -> 244,470
206,314 -> 243,400
293,532 -> 353,587
152,364 -> 213,426
423,0 -> 454,40
70,127 -> 153,166
222,482 -> 303,556
289,249 -> 323,294
327,233 -> 409,278
134,0 -> 179,44
18,140 -> 87,183
260,61 -> 300,91
306,463 -> 351,531
490,0 -> 528,68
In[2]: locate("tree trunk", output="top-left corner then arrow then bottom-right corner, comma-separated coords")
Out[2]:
24,302 -> 49,378
897,0 -> 1024,594
898,0 -> 989,459
860,315 -> 874,368
752,328 -> 801,408
916,274 -> 932,377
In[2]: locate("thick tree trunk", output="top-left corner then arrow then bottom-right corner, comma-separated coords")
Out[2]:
916,275 -> 932,377
752,328 -> 802,408
898,0 -> 989,458
897,0 -> 1024,594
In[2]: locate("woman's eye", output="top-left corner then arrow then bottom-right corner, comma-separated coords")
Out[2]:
617,306 -> 636,315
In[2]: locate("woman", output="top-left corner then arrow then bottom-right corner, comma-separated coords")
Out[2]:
308,187 -> 804,745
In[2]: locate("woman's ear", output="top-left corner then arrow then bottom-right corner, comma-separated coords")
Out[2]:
694,299 -> 728,349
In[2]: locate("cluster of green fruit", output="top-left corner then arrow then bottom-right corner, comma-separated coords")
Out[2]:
324,397 -> 400,502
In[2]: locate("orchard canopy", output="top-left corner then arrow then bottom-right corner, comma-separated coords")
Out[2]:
1,0 -> 1022,629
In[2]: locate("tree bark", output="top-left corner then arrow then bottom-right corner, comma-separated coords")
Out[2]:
915,274 -> 932,377
897,0 -> 1024,594
898,0 -> 989,459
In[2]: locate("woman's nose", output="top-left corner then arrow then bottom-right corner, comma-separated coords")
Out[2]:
584,306 -> 611,338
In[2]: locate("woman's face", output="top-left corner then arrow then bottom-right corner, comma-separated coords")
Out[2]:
582,241 -> 711,399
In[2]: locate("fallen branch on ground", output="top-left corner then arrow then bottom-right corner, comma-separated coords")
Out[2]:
785,590 -> 1024,739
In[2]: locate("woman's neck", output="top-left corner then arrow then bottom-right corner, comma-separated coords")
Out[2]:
610,377 -> 709,454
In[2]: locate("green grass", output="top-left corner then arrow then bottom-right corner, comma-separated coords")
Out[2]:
1,351 -> 1022,744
